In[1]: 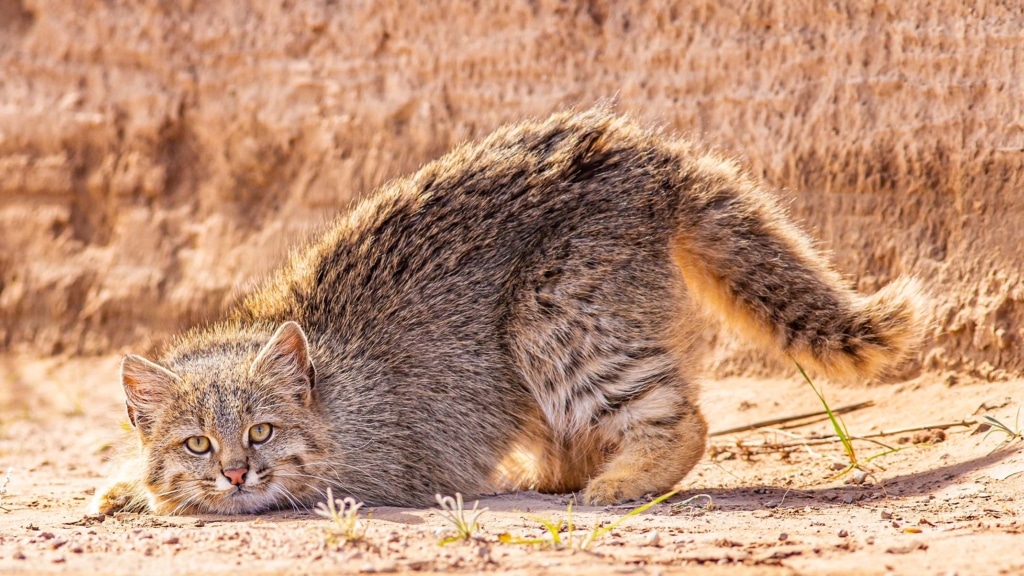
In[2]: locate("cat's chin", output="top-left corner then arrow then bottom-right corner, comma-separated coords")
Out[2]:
151,485 -> 285,516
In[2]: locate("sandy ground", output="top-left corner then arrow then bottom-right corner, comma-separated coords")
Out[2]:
0,355 -> 1022,575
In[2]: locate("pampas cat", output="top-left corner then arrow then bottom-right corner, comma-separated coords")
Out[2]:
90,108 -> 925,515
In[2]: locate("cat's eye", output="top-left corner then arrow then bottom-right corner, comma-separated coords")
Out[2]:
185,435 -> 211,455
248,423 -> 273,444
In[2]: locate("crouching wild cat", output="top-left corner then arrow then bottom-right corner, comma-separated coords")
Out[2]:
91,107 -> 925,515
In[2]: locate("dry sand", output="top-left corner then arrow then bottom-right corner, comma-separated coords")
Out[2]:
1,355 -> 1021,575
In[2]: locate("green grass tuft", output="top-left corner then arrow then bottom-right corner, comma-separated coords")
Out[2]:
796,362 -> 900,478
982,406 -> 1023,451
434,493 -> 486,545
315,487 -> 369,545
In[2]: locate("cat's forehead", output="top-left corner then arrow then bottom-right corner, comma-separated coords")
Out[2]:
160,354 -> 256,403
161,349 -> 253,388
153,340 -> 302,430
162,375 -> 263,436
168,346 -> 255,376
178,370 -> 262,409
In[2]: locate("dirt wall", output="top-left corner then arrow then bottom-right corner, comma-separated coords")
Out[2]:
1,0 -> 1022,379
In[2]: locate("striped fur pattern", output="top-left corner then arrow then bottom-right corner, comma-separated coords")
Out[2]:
90,107 -> 925,514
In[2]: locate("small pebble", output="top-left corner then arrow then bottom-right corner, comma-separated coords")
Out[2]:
881,509 -> 893,520
643,531 -> 661,547
837,529 -> 849,538
778,533 -> 788,542
853,469 -> 868,484
842,495 -> 855,504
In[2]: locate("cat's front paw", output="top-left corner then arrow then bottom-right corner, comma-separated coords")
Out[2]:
88,481 -> 140,515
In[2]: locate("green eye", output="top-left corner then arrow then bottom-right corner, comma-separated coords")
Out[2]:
248,423 -> 273,444
185,436 -> 211,455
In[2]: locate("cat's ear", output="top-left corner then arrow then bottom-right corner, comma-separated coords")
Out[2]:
121,354 -> 181,428
251,321 -> 316,405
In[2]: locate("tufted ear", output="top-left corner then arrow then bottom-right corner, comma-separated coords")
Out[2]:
121,354 -> 182,428
250,321 -> 316,405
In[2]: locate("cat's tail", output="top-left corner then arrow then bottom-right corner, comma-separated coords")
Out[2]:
670,156 -> 927,381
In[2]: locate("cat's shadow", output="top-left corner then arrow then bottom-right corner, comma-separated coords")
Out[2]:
649,443 -> 1022,513
488,443 -> 1023,514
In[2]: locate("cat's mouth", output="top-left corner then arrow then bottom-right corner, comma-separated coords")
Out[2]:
222,476 -> 268,496
152,469 -> 299,515
207,483 -> 276,513
151,485 -> 271,515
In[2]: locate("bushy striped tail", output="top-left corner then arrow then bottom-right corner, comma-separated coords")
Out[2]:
670,157 -> 927,381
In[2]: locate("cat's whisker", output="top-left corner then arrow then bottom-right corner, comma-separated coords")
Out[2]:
152,480 -> 206,498
153,484 -> 201,513
168,489 -> 201,516
290,460 -> 349,474
273,472 -> 348,487
152,487 -> 189,499
292,459 -> 377,477
270,483 -> 305,511
173,480 -> 221,515
272,475 -> 333,502
170,498 -> 195,515
182,485 -> 209,511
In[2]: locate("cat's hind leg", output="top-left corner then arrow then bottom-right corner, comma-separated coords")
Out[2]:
512,321 -> 708,505
581,375 -> 707,505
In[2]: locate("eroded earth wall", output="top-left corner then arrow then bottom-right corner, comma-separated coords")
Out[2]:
1,0 -> 1022,379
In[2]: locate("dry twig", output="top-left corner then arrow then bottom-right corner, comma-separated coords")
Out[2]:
710,401 -> 875,437
712,419 -> 976,453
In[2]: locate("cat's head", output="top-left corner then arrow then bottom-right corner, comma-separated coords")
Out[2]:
121,321 -> 330,515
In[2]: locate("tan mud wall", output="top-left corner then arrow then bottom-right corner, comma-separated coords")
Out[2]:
1,1 -> 1021,379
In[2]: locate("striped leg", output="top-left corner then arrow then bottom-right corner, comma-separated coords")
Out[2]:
583,386 -> 707,504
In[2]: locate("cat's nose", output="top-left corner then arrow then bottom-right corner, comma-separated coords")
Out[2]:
223,467 -> 248,486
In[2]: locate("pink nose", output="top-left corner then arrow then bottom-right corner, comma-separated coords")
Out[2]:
223,467 -> 248,486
